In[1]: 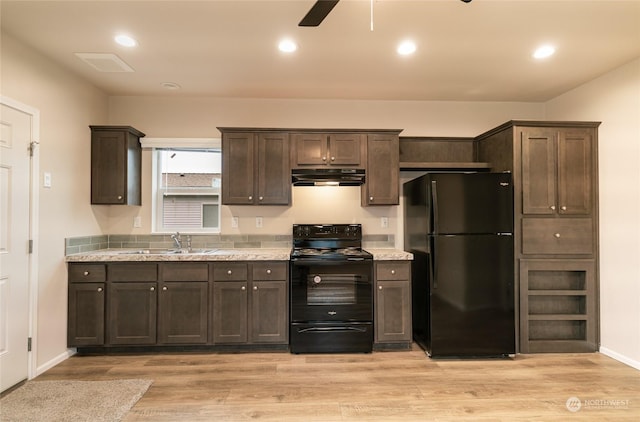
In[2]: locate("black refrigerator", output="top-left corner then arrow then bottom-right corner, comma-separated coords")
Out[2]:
403,172 -> 515,358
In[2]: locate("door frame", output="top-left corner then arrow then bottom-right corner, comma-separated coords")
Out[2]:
1,95 -> 40,380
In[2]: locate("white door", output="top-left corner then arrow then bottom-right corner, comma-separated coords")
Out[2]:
0,101 -> 33,392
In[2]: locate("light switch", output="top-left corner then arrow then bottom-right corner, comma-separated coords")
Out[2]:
381,217 -> 389,228
231,217 -> 239,228
133,216 -> 142,228
43,172 -> 52,188
256,217 -> 263,228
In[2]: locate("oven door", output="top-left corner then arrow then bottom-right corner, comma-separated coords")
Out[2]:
290,259 -> 373,323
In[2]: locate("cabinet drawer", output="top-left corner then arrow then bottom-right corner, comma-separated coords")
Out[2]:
376,262 -> 411,281
161,263 -> 209,281
522,218 -> 593,255
252,262 -> 287,281
213,263 -> 248,281
108,263 -> 158,281
68,264 -> 106,282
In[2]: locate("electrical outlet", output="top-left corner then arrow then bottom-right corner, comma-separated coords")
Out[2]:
256,217 -> 263,228
133,216 -> 142,228
231,217 -> 238,228
381,217 -> 389,228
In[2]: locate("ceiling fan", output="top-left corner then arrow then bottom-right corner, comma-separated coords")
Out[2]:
298,0 -> 473,28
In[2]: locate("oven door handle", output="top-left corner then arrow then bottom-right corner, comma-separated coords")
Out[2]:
297,326 -> 368,334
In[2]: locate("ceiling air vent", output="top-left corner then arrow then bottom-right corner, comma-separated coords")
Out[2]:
74,53 -> 134,72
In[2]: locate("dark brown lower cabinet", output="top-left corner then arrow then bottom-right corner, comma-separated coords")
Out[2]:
212,281 -> 248,344
213,262 -> 288,345
108,282 -> 158,345
519,259 -> 597,353
159,281 -> 209,344
68,283 -> 105,346
374,262 -> 412,345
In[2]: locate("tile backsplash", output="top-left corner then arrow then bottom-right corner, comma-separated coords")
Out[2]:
64,233 -> 395,255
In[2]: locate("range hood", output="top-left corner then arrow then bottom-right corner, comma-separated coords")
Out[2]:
292,168 -> 365,186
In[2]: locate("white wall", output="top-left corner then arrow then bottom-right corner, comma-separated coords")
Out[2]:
107,96 -> 545,239
1,33 -> 109,373
545,58 -> 640,369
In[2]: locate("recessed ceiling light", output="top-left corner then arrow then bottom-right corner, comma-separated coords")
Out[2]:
115,34 -> 137,47
278,39 -> 298,53
161,82 -> 181,90
397,40 -> 417,56
533,45 -> 556,59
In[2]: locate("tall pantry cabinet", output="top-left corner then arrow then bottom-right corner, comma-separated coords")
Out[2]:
476,121 -> 600,353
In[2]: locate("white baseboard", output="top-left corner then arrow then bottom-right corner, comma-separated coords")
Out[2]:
34,348 -> 76,378
600,346 -> 640,370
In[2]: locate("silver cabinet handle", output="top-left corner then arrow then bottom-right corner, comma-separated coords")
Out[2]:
378,286 -> 383,290
150,286 -> 155,291
554,233 -> 561,238
322,156 -> 327,161
162,286 -> 168,291
259,196 -> 263,201
550,205 -> 556,210
97,287 -> 103,292
253,286 -> 258,290
266,269 -> 272,275
248,196 -> 253,200
331,156 -> 335,161
391,270 -> 396,275
561,206 -> 567,211
241,286 -> 246,291
117,195 -> 123,200
83,271 -> 90,276
369,196 -> 374,201
227,270 -> 232,275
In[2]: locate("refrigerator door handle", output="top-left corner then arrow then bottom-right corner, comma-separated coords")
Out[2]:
431,180 -> 439,234
430,237 -> 438,290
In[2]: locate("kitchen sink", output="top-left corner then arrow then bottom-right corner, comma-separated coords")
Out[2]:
118,248 -> 217,255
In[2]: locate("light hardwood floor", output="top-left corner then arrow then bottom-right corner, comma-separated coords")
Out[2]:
35,345 -> 639,421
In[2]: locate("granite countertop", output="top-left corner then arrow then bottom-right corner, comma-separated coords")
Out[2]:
367,249 -> 413,260
65,248 -> 292,262
66,248 -> 413,262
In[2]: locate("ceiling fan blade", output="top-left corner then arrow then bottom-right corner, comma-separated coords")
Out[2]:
299,0 -> 340,27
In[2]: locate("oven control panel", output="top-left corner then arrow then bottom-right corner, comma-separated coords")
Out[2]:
293,224 -> 362,239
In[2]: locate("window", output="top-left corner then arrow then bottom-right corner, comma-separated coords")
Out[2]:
151,145 -> 221,233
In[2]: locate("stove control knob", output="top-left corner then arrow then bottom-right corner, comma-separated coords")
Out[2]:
313,275 -> 322,284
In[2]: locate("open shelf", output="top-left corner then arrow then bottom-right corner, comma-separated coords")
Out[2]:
399,161 -> 492,171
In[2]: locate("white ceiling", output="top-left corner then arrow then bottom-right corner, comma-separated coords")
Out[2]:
2,0 -> 639,102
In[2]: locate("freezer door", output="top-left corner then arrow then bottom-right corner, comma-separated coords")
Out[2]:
429,173 -> 513,234
428,233 -> 515,357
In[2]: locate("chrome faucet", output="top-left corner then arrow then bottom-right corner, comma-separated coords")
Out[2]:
171,232 -> 182,249
171,232 -> 192,252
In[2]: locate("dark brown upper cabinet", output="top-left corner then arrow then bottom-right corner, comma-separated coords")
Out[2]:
220,130 -> 290,205
362,133 -> 399,206
90,126 -> 145,205
292,133 -> 365,167
521,127 -> 593,216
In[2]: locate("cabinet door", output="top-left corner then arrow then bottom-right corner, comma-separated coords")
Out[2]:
68,283 -> 105,346
90,127 -> 142,205
293,133 -> 327,165
91,130 -> 127,204
363,134 -> 399,205
257,132 -> 290,205
557,129 -> 593,215
375,280 -> 412,343
213,282 -> 248,343
250,281 -> 288,343
222,132 -> 255,204
521,129 -> 557,215
158,282 -> 209,344
329,134 -> 363,166
108,282 -> 157,345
